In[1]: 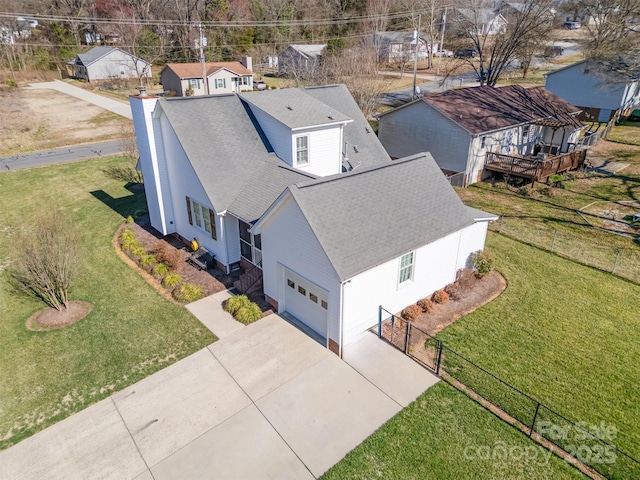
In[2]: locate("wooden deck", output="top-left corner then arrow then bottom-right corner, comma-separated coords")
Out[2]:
484,150 -> 587,183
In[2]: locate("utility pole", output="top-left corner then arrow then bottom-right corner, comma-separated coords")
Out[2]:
412,13 -> 421,101
198,23 -> 209,95
437,6 -> 447,76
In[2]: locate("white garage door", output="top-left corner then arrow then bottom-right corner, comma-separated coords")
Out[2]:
284,268 -> 328,338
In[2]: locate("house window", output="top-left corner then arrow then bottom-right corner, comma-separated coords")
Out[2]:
215,78 -> 226,89
321,300 -> 328,310
298,286 -> 306,296
309,293 -> 318,303
186,196 -> 217,240
481,136 -> 486,149
296,136 -> 309,166
398,252 -> 414,285
188,79 -> 201,89
287,279 -> 295,289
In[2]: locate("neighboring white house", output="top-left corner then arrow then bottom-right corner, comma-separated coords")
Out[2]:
378,85 -> 585,185
278,44 -> 326,77
160,57 -> 254,96
454,8 -> 508,36
545,60 -> 640,123
373,31 -> 433,63
72,46 -> 151,82
130,84 -> 496,356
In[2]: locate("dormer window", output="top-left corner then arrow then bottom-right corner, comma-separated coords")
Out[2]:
296,136 -> 309,166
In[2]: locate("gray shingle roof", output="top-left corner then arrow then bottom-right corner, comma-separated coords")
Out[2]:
77,46 -> 120,66
286,153 -> 487,280
239,89 -> 351,130
303,84 -> 391,170
157,84 -> 394,223
158,94 -> 286,215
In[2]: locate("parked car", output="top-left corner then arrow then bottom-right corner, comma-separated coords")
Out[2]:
544,45 -> 565,57
455,48 -> 477,58
628,109 -> 640,121
435,49 -> 453,57
254,81 -> 266,91
564,21 -> 581,29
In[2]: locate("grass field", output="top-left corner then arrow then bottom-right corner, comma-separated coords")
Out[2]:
322,382 -> 585,480
0,156 -> 216,449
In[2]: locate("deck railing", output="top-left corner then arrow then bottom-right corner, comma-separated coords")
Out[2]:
485,150 -> 586,182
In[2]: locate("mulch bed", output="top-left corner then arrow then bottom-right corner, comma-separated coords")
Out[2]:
26,301 -> 93,331
120,215 -> 274,313
381,270 -> 507,343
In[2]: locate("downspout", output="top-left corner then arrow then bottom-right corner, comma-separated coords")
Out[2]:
338,279 -> 350,358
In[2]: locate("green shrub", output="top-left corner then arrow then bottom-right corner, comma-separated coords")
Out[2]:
432,289 -> 449,304
130,246 -> 147,258
224,294 -> 251,315
152,263 -> 170,276
139,254 -> 157,268
401,304 -> 422,321
444,282 -> 462,301
125,215 -> 134,223
162,273 -> 182,288
417,297 -> 434,313
120,238 -> 140,253
471,250 -> 494,279
172,283 -> 205,303
234,302 -> 263,324
120,228 -> 135,242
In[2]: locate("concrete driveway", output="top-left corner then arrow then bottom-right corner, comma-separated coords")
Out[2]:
0,313 -> 437,479
29,80 -> 132,119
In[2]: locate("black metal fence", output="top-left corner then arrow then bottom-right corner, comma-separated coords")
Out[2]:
378,306 -> 640,480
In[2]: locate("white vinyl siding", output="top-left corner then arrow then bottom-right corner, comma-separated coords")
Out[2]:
258,195 -> 340,347
379,101 -> 471,175
84,49 -> 151,82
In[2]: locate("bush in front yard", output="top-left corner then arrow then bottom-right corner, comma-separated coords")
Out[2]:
401,304 -> 422,321
172,283 -> 204,303
161,273 -> 182,288
471,250 -> 494,279
234,302 -> 263,325
224,294 -> 250,315
130,246 -> 147,258
139,254 -> 157,269
152,263 -> 170,276
120,228 -> 135,242
417,297 -> 434,313
121,238 -> 141,253
444,282 -> 462,301
432,289 -> 449,304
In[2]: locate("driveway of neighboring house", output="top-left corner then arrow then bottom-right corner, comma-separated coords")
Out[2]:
0,291 -> 439,480
28,80 -> 133,119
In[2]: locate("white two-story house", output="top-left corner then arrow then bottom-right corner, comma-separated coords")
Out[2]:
130,85 -> 496,355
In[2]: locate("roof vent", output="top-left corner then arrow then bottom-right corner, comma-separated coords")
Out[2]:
459,114 -> 463,120
353,145 -> 359,153
328,111 -> 333,119
365,126 -> 370,133
287,103 -> 293,110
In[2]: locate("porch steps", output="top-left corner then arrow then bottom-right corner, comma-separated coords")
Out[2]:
233,264 -> 263,294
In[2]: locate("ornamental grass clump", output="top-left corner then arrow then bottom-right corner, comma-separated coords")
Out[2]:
161,273 -> 182,288
172,283 -> 204,303
234,302 -> 263,324
224,294 -> 251,315
152,263 -> 170,276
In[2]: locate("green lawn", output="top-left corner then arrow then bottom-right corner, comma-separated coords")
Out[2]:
0,156 -> 216,449
323,382 -> 585,480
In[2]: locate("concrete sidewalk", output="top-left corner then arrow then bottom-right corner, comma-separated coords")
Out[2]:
0,299 -> 438,479
29,80 -> 132,119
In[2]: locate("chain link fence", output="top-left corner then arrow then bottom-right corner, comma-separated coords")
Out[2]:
490,216 -> 640,284
378,307 -> 640,479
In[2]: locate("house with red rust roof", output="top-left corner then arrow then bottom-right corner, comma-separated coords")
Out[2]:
160,57 -> 254,96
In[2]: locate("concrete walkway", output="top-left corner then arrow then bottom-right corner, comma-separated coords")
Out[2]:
0,296 -> 438,479
29,80 -> 132,119
185,289 -> 245,338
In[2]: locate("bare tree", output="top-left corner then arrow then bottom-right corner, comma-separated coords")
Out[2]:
451,0 -> 554,86
10,209 -> 82,311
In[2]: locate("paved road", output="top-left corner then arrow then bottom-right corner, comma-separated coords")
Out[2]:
0,140 -> 124,171
379,73 -> 479,106
28,79 -> 132,119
